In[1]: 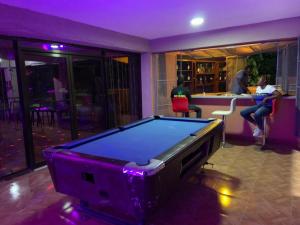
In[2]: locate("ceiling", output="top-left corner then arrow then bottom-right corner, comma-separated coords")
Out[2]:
0,0 -> 300,39
179,41 -> 296,59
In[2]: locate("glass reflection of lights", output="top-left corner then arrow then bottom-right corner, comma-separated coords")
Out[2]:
65,206 -> 73,214
62,201 -> 74,214
218,187 -> 232,208
62,201 -> 72,210
10,182 -> 21,200
59,215 -> 76,225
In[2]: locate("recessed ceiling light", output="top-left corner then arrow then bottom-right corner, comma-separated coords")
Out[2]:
190,17 -> 204,26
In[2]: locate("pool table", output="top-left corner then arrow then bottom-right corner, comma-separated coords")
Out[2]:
44,116 -> 222,224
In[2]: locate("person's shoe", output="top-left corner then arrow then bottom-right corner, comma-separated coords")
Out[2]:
253,128 -> 263,137
253,127 -> 259,136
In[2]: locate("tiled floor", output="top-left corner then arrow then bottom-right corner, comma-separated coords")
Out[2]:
0,121 -> 26,176
0,119 -> 99,176
1,143 -> 300,225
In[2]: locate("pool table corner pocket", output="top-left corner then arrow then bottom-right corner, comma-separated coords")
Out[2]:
123,159 -> 165,177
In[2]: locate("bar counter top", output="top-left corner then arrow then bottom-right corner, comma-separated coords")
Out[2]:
192,92 -> 295,99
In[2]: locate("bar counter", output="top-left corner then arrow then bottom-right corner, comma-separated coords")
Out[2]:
191,93 -> 298,147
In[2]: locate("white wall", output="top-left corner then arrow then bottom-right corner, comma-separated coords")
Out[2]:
141,53 -> 153,117
150,17 -> 300,52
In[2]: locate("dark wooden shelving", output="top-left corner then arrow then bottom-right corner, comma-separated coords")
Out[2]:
177,59 -> 227,93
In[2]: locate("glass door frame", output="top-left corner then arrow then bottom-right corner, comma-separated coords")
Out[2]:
17,48 -> 77,168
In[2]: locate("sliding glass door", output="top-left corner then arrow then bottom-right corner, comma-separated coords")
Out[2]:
0,39 -> 27,177
104,52 -> 141,128
22,53 -> 72,165
72,57 -> 107,138
0,39 -> 142,171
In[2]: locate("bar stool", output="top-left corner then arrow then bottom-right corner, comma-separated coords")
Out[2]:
171,96 -> 189,117
211,98 -> 237,147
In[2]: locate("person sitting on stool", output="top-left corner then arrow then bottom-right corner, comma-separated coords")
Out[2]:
171,74 -> 202,118
240,75 -> 281,137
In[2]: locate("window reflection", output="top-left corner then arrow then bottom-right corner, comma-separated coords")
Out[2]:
0,40 -> 26,177
104,53 -> 141,128
73,58 -> 106,138
24,55 -> 71,163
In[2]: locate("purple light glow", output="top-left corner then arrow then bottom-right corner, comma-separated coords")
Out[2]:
47,89 -> 55,94
70,209 -> 80,219
42,43 -> 65,51
123,168 -> 145,176
42,44 -> 49,51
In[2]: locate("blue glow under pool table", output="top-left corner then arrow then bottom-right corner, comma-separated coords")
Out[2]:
44,116 -> 223,224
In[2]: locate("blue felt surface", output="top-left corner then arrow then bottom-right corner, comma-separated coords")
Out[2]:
71,119 -> 210,165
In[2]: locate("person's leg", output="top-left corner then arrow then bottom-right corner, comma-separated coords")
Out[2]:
253,106 -> 272,130
240,105 -> 261,125
189,105 -> 202,118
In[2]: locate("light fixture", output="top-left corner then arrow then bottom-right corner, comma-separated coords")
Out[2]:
50,44 -> 59,49
190,17 -> 204,26
42,43 -> 65,51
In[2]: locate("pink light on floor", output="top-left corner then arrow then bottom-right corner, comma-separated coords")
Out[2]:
47,184 -> 54,191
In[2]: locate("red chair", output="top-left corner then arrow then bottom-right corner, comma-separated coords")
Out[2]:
262,99 -> 279,146
171,96 -> 189,117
